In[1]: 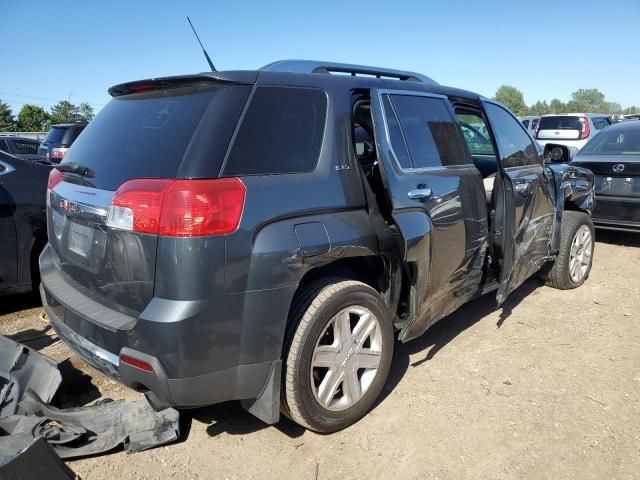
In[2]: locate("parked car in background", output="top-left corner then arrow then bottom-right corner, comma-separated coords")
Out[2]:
534,113 -> 612,162
0,150 -> 51,295
571,120 -> 640,232
519,115 -> 540,134
40,60 -> 595,433
38,122 -> 87,163
0,136 -> 42,162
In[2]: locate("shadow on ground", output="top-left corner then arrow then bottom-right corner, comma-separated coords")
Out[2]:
0,292 -> 41,317
188,401 -> 306,439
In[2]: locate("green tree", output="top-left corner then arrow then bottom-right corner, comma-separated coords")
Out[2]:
549,98 -> 566,113
17,104 -> 50,131
567,88 -> 607,113
493,85 -> 528,116
78,102 -> 94,121
529,100 -> 550,116
49,100 -> 81,124
624,106 -> 638,115
0,100 -> 16,131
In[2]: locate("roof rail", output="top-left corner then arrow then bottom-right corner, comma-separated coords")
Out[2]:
260,60 -> 437,85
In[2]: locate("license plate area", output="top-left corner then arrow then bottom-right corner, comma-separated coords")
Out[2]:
68,221 -> 95,257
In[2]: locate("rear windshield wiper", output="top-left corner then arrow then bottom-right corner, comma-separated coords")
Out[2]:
56,162 -> 95,178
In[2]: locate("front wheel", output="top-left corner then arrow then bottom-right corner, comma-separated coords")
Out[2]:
543,211 -> 594,289
282,280 -> 394,433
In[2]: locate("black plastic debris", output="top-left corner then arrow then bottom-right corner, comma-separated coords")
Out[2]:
0,334 -> 181,474
0,335 -> 61,417
0,437 -> 75,480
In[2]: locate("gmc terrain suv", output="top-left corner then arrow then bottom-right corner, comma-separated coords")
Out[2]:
40,60 -> 596,432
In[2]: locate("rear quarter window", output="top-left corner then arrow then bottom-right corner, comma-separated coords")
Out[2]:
222,86 -> 327,176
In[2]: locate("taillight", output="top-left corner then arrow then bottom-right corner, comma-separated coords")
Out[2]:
50,147 -> 69,160
106,178 -> 246,237
579,117 -> 590,139
47,168 -> 63,190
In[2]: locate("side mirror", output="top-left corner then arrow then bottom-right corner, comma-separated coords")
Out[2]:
543,144 -> 571,163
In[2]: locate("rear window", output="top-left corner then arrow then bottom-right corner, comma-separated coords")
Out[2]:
44,127 -> 67,144
538,116 -> 584,133
581,127 -> 640,155
61,84 -> 246,191
222,86 -> 327,176
10,140 -> 39,154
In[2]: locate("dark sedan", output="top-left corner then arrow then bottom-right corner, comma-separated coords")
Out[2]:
571,121 -> 640,232
0,150 -> 51,295
0,136 -> 42,162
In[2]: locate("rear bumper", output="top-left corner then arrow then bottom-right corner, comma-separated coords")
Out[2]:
592,195 -> 640,232
39,244 -> 279,409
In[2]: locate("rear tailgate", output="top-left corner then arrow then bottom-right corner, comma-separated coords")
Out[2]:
537,116 -> 584,140
47,82 -> 251,316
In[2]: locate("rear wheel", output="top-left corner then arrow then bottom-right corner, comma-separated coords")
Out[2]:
543,211 -> 594,289
282,280 -> 393,433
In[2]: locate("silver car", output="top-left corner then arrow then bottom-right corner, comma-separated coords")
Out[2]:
519,115 -> 540,134
535,113 -> 612,161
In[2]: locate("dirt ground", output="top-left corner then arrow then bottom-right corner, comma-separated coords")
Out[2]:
1,230 -> 639,480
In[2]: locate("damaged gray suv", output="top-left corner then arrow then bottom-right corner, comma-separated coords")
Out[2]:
40,60 -> 596,433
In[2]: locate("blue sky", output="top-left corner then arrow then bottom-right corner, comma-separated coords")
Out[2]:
2,0 -> 639,114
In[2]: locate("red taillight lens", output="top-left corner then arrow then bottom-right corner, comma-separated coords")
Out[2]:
50,147 -> 69,160
107,178 -> 246,237
47,168 -> 63,190
579,117 -> 590,139
111,179 -> 171,234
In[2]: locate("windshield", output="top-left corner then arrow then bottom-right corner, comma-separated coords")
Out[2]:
581,127 -> 640,155
61,84 -> 240,191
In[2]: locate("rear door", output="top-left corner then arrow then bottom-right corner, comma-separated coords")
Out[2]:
0,157 -> 18,290
370,89 -> 486,342
482,101 -> 555,303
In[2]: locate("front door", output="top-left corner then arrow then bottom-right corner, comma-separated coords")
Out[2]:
370,89 -> 486,342
481,101 -> 556,303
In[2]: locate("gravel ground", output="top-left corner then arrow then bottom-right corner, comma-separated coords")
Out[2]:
1,230 -> 639,480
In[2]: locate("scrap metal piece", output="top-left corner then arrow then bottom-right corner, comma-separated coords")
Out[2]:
0,335 -> 62,417
15,390 -> 180,458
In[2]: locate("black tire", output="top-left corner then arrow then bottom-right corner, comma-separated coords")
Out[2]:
282,279 -> 394,433
543,211 -> 594,289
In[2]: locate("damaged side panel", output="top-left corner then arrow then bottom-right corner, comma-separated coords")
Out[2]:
547,163 -> 596,251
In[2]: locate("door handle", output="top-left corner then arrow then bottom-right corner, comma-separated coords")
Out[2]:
408,187 -> 433,201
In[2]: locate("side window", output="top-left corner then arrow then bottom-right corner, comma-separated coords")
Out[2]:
522,120 -> 529,128
0,140 -> 8,152
484,103 -> 539,168
592,117 -> 609,130
531,118 -> 539,131
455,111 -> 496,156
385,94 -> 467,169
223,86 -> 327,176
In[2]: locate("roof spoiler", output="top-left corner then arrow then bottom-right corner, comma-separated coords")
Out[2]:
108,71 -> 258,97
260,59 -> 438,85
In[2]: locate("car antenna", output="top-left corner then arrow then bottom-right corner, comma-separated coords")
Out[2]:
186,16 -> 216,72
